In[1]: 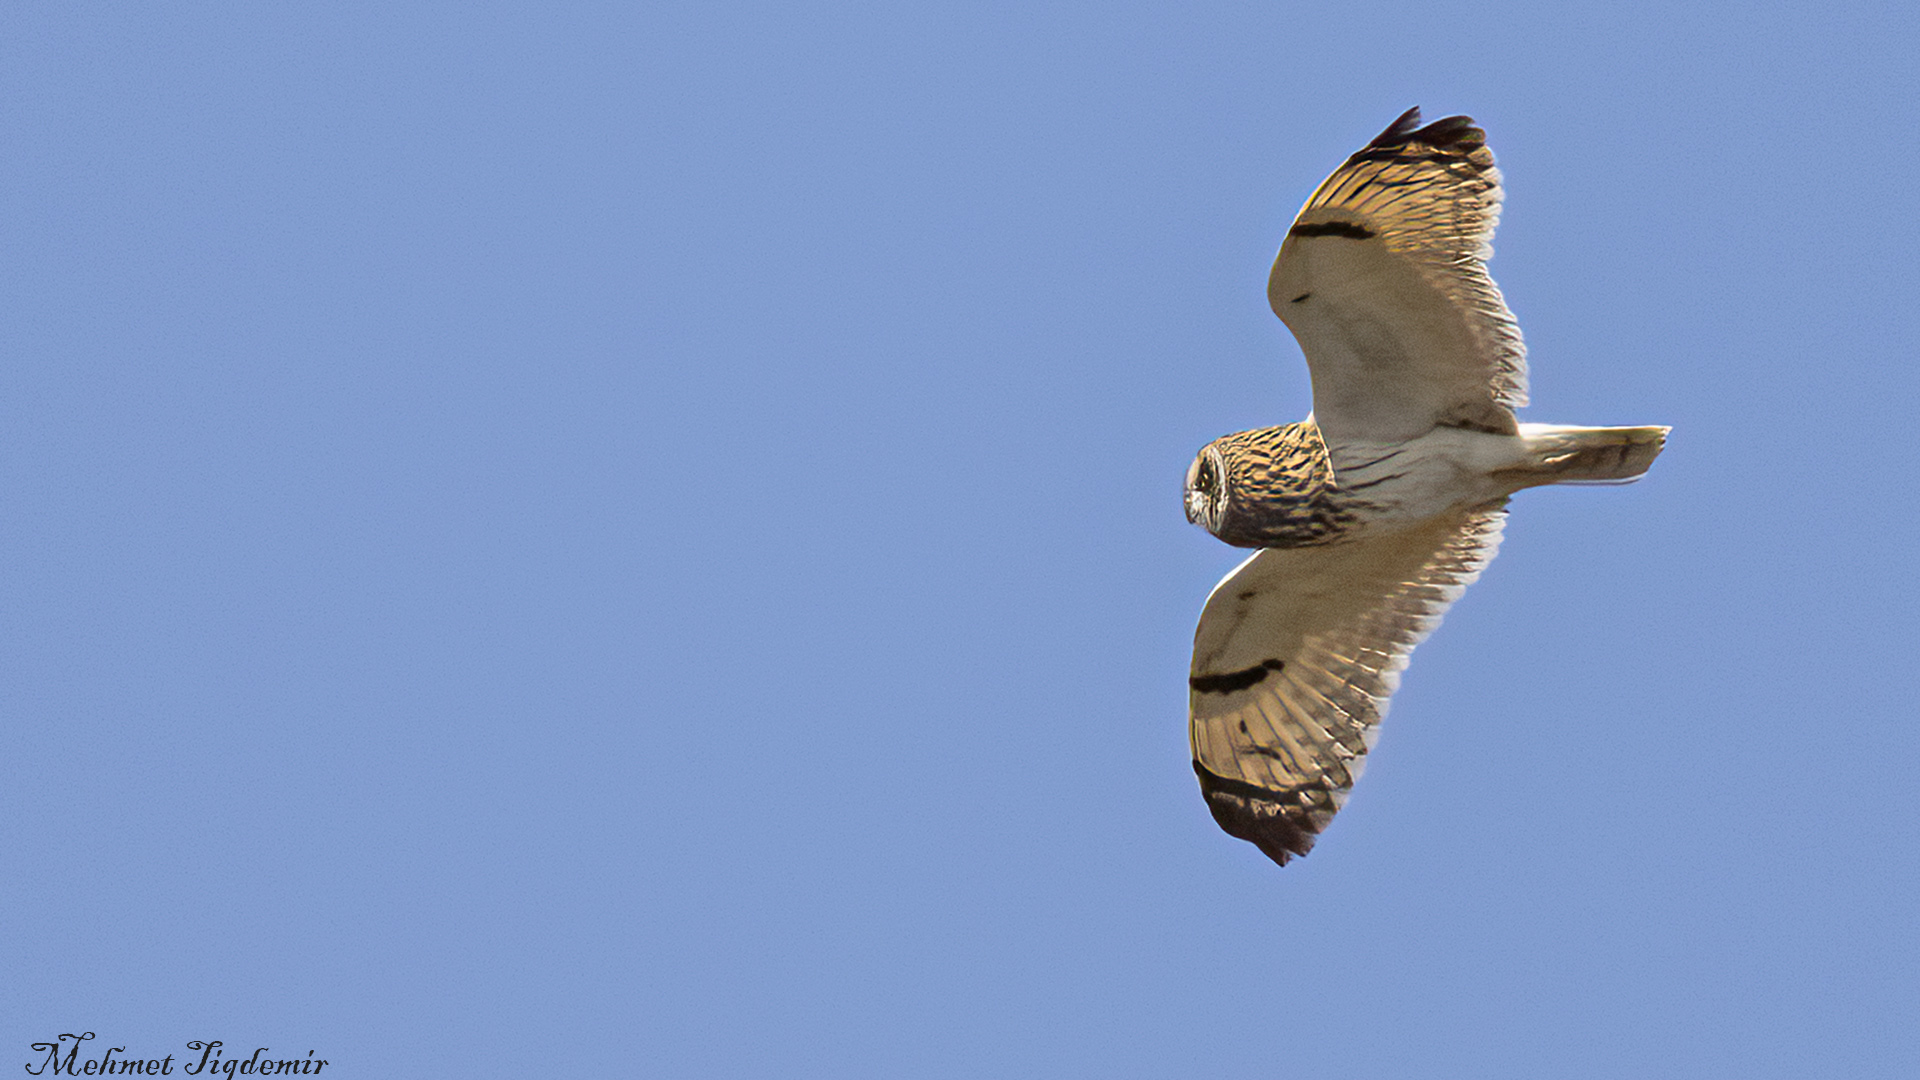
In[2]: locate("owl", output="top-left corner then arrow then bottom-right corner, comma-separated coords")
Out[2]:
1183,109 -> 1667,867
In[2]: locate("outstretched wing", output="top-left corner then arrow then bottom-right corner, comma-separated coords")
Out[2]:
1268,108 -> 1527,445
1188,505 -> 1507,866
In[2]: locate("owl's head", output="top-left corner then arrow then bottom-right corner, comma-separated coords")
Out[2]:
1185,422 -> 1334,548
1184,442 -> 1232,536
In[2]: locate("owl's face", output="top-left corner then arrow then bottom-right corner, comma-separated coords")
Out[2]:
1184,442 -> 1231,537
1186,423 -> 1342,549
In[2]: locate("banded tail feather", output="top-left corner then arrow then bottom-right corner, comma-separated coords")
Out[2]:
1506,423 -> 1671,486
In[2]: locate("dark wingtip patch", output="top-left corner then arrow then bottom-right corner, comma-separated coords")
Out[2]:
1189,658 -> 1285,695
1287,221 -> 1375,240
1364,107 -> 1484,153
1368,106 -> 1424,147
1192,761 -> 1329,867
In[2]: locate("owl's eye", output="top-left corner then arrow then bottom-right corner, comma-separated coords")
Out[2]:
1198,458 -> 1217,491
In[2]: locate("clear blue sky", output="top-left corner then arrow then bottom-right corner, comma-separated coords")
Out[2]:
5,2 -> 1916,1077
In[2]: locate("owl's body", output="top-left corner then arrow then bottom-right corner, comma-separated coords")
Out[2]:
1182,109 -> 1667,867
1193,419 -> 1667,551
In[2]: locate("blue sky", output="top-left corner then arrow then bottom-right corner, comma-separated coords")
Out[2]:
5,2 -> 1917,1077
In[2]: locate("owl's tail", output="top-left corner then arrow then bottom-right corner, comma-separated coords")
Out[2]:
1503,423 -> 1671,486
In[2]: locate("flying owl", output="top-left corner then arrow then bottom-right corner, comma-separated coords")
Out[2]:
1183,108 -> 1668,867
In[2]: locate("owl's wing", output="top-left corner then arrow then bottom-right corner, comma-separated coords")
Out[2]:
1268,108 -> 1527,445
1189,504 -> 1507,866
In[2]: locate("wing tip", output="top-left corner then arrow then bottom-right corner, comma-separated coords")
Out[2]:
1366,106 -> 1486,153
1193,760 -> 1328,868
